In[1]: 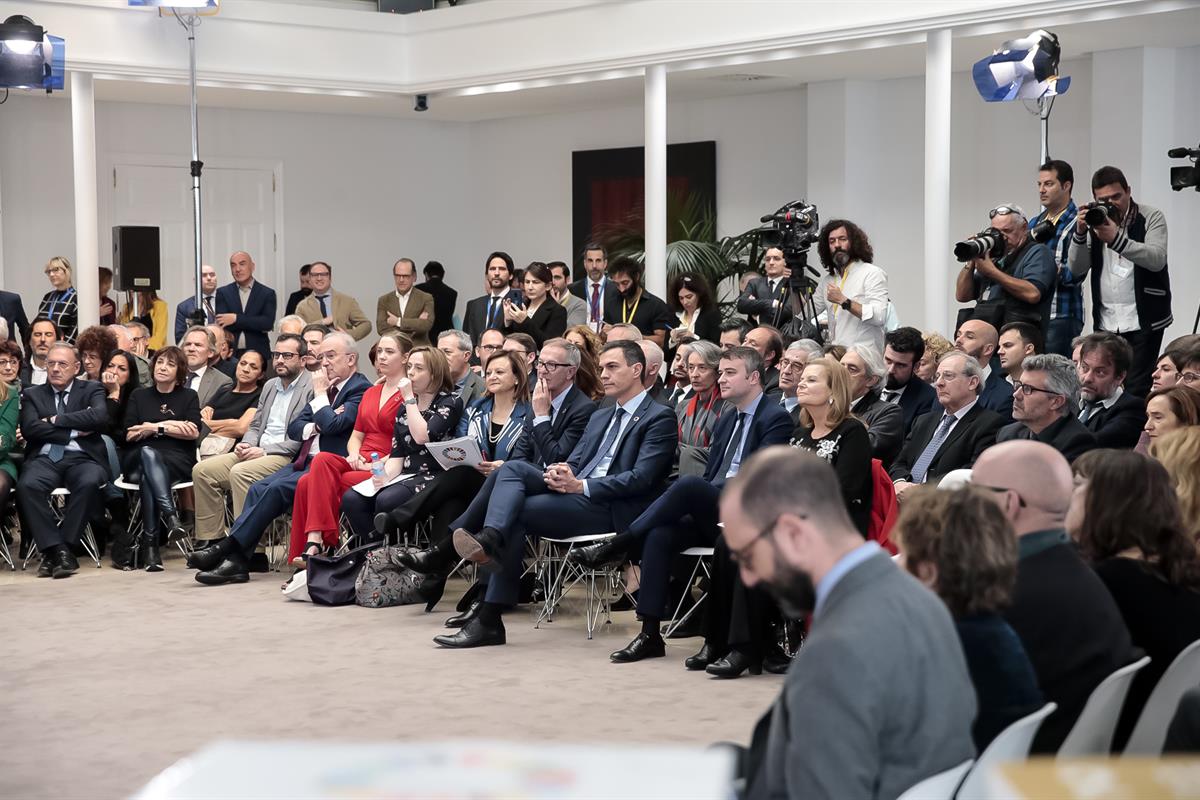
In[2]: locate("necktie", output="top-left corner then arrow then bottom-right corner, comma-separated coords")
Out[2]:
486,296 -> 499,329
49,390 -> 66,462
187,372 -> 198,390
718,412 -> 748,479
1079,401 -> 1102,424
881,389 -> 897,403
318,295 -> 330,318
578,408 -> 627,479
293,385 -> 340,469
590,283 -> 601,324
911,413 -> 956,484
769,279 -> 778,296
203,295 -> 215,323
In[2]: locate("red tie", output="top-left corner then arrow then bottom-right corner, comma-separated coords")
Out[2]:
293,385 -> 339,469
590,283 -> 601,324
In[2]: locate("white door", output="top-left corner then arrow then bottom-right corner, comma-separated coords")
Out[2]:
111,163 -> 277,315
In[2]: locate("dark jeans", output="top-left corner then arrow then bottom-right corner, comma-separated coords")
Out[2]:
1045,316 -> 1083,358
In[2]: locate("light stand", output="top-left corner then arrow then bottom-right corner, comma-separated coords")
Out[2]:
173,8 -> 206,330
1025,95 -> 1055,164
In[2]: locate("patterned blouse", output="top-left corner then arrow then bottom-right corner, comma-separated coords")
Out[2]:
38,288 -> 78,343
389,390 -> 464,495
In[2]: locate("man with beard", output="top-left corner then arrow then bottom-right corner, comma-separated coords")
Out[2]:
809,219 -> 890,352
1075,331 -> 1146,448
723,446 -> 975,799
463,251 -> 524,347
882,327 -> 937,434
602,259 -> 675,349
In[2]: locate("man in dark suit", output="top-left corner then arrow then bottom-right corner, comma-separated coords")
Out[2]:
215,250 -> 277,360
187,332 -> 371,584
571,346 -> 793,662
0,289 -> 29,351
16,343 -> 110,578
744,325 -> 784,399
736,247 -> 793,328
1076,332 -> 1146,448
882,326 -> 937,434
998,354 -> 1097,463
417,260 -> 458,341
890,352 -> 1005,494
174,263 -> 219,344
434,340 -> 678,649
568,243 -> 612,334
955,319 -> 1013,422
463,251 -> 524,346
974,440 -> 1135,752
842,345 -> 904,467
284,263 -> 312,316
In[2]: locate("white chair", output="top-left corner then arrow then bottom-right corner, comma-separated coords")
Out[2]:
895,759 -> 972,800
955,703 -> 1057,799
1123,639 -> 1200,756
1058,656 -> 1152,758
534,533 -> 626,639
114,475 -> 197,565
661,545 -> 715,637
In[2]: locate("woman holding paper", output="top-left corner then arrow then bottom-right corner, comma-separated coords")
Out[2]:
286,334 -> 411,566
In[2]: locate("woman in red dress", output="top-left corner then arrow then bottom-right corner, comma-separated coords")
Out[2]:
287,334 -> 411,565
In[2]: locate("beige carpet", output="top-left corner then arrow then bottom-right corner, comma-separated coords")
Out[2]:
0,552 -> 781,799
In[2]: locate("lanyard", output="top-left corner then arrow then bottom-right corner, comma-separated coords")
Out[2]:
622,292 -> 641,325
47,287 -> 75,321
830,268 -> 850,318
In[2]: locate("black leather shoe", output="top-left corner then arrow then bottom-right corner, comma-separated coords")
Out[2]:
451,527 -> 503,574
610,632 -> 666,663
36,554 -> 55,578
398,543 -> 455,576
705,649 -> 762,678
195,551 -> 250,585
187,538 -> 237,571
164,513 -> 188,544
52,549 -> 79,579
763,652 -> 792,674
249,552 -> 270,573
684,642 -> 725,671
568,540 -> 626,570
433,616 -> 506,648
445,599 -> 481,628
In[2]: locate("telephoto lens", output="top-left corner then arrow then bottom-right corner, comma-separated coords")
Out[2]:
1030,219 -> 1056,244
953,228 -> 1005,263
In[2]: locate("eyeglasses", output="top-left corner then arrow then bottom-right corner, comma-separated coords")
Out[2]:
1011,381 -> 1061,397
317,351 -> 343,362
478,344 -> 503,352
778,357 -> 806,373
727,515 -> 778,567
976,484 -> 1028,508
309,271 -> 330,278
1181,372 -> 1200,384
45,360 -> 73,370
0,358 -> 18,368
44,267 -> 65,275
537,360 -> 571,372
271,351 -> 300,361
933,370 -> 963,383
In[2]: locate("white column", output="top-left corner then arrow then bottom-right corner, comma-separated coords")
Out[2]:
644,63 -> 667,300
923,29 -> 952,335
71,70 -> 99,330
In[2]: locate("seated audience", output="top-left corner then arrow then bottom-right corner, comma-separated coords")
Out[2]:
0,354 -> 17,515
1142,385 -> 1200,452
604,322 -> 643,342
277,314 -> 306,336
119,290 -> 169,351
174,263 -> 219,343
502,332 -> 539,378
895,486 -> 1043,750
718,317 -> 750,351
506,262 -> 567,348
841,344 -> 903,467
121,345 -> 202,571
181,326 -> 233,410
295,261 -> 372,341
775,341 -> 816,420
1077,331 -> 1146,448
725,447 -> 975,799
972,440 -> 1135,753
883,326 -> 938,434
743,325 -> 784,399
38,256 -> 78,343
101,349 -> 141,447
565,323 -> 603,363
675,340 -> 724,476
917,331 -> 954,383
1151,427 -> 1200,542
199,350 -> 266,454
997,354 -> 1098,463
0,340 -> 21,388
76,325 -> 118,382
604,260 -> 674,347
300,323 -> 329,372
210,325 -> 239,379
997,321 -> 1044,384
1175,346 -> 1200,391
890,352 -> 1004,494
639,339 -> 666,404
20,317 -> 58,387
954,319 -> 1014,422
669,273 -> 721,345
375,257 -> 434,346
438,330 -> 486,406
1069,449 -> 1200,750
475,327 -> 507,368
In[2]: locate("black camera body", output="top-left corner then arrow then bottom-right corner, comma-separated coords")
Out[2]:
759,200 -> 821,293
1029,218 -> 1056,245
954,227 -> 1007,263
1080,199 -> 1119,227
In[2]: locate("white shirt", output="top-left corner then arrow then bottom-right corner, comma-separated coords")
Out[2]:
880,383 -> 906,404
725,393 -> 763,479
188,364 -> 208,392
583,389 -> 647,495
31,362 -> 47,385
1098,247 -> 1140,333
259,377 -> 299,450
302,376 -> 349,455
811,260 -> 890,352
1080,385 -> 1124,417
236,280 -> 255,347
395,290 -> 411,319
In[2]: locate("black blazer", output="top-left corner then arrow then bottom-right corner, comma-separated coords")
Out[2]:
894,377 -> 937,434
284,288 -> 311,317
0,290 -> 30,350
704,395 -> 793,487
889,402 -> 1005,484
215,281 -> 277,358
416,279 -> 458,340
979,369 -> 1015,424
511,299 -> 568,348
510,384 -> 597,466
677,306 -> 722,344
737,276 -> 793,326
997,414 -> 1099,463
19,379 -> 109,465
853,390 -> 904,468
463,290 -> 525,346
1082,390 -> 1146,449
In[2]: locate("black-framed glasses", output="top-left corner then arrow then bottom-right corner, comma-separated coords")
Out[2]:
1011,381 -> 1060,397
271,351 -> 300,361
537,360 -> 572,373
726,513 -> 806,567
977,484 -> 1027,508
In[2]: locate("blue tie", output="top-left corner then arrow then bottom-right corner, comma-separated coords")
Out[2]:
718,412 -> 748,479
48,390 -> 66,462
317,295 -> 330,317
911,413 -> 955,484
579,408 -> 627,479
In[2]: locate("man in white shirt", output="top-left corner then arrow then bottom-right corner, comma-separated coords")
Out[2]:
809,219 -> 889,352
181,326 -> 233,409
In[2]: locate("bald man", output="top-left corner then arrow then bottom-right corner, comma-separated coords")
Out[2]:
638,339 -> 667,405
953,319 -> 1013,422
973,441 -> 1134,754
215,250 -> 277,359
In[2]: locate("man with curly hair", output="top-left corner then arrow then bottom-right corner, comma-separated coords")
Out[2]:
810,219 -> 890,352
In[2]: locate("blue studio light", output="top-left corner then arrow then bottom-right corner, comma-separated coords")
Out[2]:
973,29 -> 1071,103
128,1 -> 220,8
0,15 -> 65,92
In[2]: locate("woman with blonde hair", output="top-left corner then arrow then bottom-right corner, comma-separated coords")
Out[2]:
38,256 -> 78,343
790,355 -> 873,535
1152,427 -> 1200,541
918,332 -> 954,384
119,290 -> 169,351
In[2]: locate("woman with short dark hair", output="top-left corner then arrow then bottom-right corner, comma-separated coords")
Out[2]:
507,262 -> 568,347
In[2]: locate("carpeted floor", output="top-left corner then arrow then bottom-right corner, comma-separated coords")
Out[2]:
1,552 -> 782,799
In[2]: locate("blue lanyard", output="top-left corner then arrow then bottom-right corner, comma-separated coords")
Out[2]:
47,287 -> 75,321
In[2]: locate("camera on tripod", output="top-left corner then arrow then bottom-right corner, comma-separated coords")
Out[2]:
1079,199 -> 1119,227
954,228 -> 1007,262
759,200 -> 821,293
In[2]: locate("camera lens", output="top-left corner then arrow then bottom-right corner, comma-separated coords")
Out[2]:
1084,205 -> 1108,226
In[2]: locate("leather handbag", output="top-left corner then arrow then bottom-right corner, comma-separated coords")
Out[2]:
305,544 -> 372,606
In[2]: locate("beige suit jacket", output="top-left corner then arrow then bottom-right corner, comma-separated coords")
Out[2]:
375,287 -> 435,347
296,289 -> 372,341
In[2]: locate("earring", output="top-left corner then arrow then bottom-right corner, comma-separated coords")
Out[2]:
828,398 -> 833,405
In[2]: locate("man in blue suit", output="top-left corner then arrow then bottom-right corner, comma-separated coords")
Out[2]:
434,340 -> 678,649
571,346 -> 794,663
955,319 -> 1014,423
0,289 -> 29,351
186,332 -> 371,584
882,327 -> 938,434
174,263 -> 219,343
215,250 -> 277,359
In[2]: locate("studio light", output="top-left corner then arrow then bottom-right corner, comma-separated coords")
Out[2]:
129,0 -> 219,8
972,29 -> 1071,102
0,15 -> 65,92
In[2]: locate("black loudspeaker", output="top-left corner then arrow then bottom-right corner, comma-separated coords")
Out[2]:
113,226 -> 161,292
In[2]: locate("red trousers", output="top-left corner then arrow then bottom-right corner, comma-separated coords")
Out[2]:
288,452 -> 369,562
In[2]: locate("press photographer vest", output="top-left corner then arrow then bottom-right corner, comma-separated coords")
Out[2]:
1087,207 -> 1172,333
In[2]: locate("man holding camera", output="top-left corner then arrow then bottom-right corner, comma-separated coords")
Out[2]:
1067,166 -> 1170,398
810,219 -> 889,352
955,204 -> 1055,334
1028,160 -> 1084,357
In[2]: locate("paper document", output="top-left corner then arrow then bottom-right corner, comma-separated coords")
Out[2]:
350,471 -> 413,497
425,436 -> 484,470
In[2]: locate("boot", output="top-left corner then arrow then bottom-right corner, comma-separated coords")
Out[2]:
186,536 -> 240,572
164,512 -> 189,544
418,575 -> 448,613
142,530 -> 163,572
373,506 -> 416,541
397,535 -> 457,576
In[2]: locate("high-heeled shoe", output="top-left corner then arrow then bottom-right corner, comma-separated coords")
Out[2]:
142,532 -> 163,573
289,541 -> 326,569
705,649 -> 762,679
418,575 -> 447,613
397,537 -> 457,576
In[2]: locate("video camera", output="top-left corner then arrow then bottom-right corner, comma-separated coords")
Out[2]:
758,200 -> 821,293
954,228 -> 1007,262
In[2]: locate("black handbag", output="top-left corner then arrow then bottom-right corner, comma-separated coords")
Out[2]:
305,544 -> 373,606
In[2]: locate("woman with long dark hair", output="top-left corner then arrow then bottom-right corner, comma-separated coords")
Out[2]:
668,273 -> 721,345
200,350 -> 266,455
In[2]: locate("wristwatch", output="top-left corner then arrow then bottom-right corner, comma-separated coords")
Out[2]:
157,425 -> 166,437
840,299 -> 853,311
404,397 -> 418,406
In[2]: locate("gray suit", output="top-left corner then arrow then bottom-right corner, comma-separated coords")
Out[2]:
194,366 -> 233,409
457,370 -> 487,408
558,292 -> 589,329
749,550 -> 975,800
242,370 -> 315,457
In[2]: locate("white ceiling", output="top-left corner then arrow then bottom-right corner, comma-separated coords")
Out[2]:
42,4 -> 1200,122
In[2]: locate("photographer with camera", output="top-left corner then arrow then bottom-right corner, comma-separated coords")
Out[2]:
1029,160 -> 1084,357
955,204 -> 1055,334
1066,166 -> 1170,398
810,219 -> 889,352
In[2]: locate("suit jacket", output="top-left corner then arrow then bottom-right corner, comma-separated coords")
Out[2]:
286,372 -> 372,458
677,306 -> 722,344
456,370 -> 487,408
558,292 -> 589,329
891,377 -> 937,434
375,287 -> 435,346
748,550 -> 976,800
174,294 -> 218,343
194,367 -> 233,410
565,392 -> 678,531
979,369 -> 1014,423
215,281 -> 277,357
853,390 -> 904,468
998,414 -> 1099,463
569,275 -> 613,323
703,394 -> 793,487
0,290 -> 29,351
889,402 -> 1005,484
297,289 -> 372,341
511,300 -> 568,348
1082,390 -> 1146,449
510,384 -> 597,466
463,290 -> 525,346
241,370 -> 315,457
285,288 -> 311,316
737,276 -> 793,327
19,379 -> 110,465
416,279 -> 458,340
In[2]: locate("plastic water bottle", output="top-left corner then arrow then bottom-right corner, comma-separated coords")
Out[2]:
370,452 -> 385,479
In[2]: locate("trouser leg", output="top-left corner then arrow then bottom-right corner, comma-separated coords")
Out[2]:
192,452 -> 238,540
